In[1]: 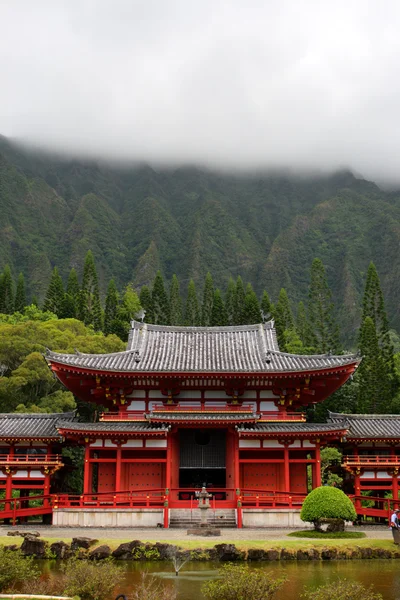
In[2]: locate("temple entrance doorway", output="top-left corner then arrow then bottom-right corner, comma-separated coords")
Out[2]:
179,429 -> 226,493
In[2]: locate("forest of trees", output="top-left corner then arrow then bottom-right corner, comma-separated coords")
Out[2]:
0,251 -> 399,419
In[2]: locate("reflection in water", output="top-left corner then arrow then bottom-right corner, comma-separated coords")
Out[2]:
42,560 -> 400,600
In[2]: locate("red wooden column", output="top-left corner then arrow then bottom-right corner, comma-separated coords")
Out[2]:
284,444 -> 290,494
354,469 -> 361,512
5,445 -> 14,511
393,469 -> 399,508
83,443 -> 91,495
115,444 -> 122,494
234,434 -> 242,528
164,434 -> 172,529
315,442 -> 322,488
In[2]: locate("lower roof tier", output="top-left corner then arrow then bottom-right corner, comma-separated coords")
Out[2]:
329,412 -> 400,440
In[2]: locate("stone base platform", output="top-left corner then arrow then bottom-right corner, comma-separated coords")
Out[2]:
187,528 -> 221,536
53,508 -> 164,528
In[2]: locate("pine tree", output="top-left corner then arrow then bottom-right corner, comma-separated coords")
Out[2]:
358,262 -> 397,411
169,274 -> 183,326
211,288 -> 228,326
80,250 -> 102,330
184,279 -> 200,326
243,283 -> 262,324
61,268 -> 80,318
104,279 -> 119,335
14,273 -> 26,313
0,265 -> 14,314
151,271 -> 170,325
139,285 -> 153,323
234,276 -> 246,325
225,278 -> 236,325
357,317 -> 385,412
260,291 -> 272,322
274,288 -> 295,349
201,272 -> 214,326
296,301 -> 314,349
308,258 -> 340,353
43,267 -> 64,316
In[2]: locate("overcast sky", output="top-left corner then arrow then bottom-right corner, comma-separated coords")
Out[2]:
1,0 -> 400,182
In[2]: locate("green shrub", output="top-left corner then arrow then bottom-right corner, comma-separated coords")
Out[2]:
202,564 -> 285,600
0,548 -> 39,592
62,558 -> 121,600
300,486 -> 357,530
301,579 -> 382,600
288,530 -> 365,539
131,573 -> 177,600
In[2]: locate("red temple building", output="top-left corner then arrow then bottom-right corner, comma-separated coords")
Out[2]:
1,321 -> 399,527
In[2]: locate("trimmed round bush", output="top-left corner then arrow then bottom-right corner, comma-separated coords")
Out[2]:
300,486 -> 357,530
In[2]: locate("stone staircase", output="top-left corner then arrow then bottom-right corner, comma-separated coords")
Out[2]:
169,508 -> 236,528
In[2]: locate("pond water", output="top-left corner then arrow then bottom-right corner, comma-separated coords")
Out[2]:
42,560 -> 400,600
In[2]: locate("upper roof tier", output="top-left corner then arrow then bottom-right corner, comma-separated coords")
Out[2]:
46,320 -> 359,374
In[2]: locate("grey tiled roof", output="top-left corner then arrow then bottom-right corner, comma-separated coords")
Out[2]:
237,421 -> 348,434
57,421 -> 169,433
46,320 -> 359,374
329,412 -> 400,439
0,412 -> 75,439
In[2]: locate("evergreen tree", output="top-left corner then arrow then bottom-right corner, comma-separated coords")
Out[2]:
274,288 -> 295,350
260,291 -> 272,321
211,288 -> 228,326
14,273 -> 26,313
169,274 -> 183,326
31,295 -> 39,308
112,284 -> 142,340
43,267 -> 64,316
0,265 -> 14,314
296,301 -> 314,348
308,258 -> 340,353
201,272 -> 214,326
104,279 -> 119,335
151,271 -> 170,325
61,268 -> 80,318
357,317 -> 385,412
225,278 -> 236,325
184,279 -> 200,326
234,276 -> 246,325
243,283 -> 262,324
139,285 -> 154,323
79,250 -> 102,330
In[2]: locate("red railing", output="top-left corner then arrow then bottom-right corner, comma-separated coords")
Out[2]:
0,494 -> 54,525
344,455 -> 400,466
54,488 -> 166,509
0,454 -> 62,465
239,488 -> 306,508
100,408 -> 305,421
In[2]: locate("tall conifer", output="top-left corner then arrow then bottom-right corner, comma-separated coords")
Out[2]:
14,273 -> 26,313
243,283 -> 262,324
151,271 -> 170,325
80,250 -> 102,330
358,317 -> 385,412
104,279 -> 119,335
225,278 -> 236,325
61,268 -> 80,318
274,288 -> 295,350
201,272 -> 214,326
0,266 -> 14,314
308,258 -> 340,353
169,274 -> 183,326
43,267 -> 64,316
296,301 -> 313,348
234,276 -> 246,325
260,291 -> 272,322
139,285 -> 153,323
184,279 -> 200,326
211,288 -> 228,326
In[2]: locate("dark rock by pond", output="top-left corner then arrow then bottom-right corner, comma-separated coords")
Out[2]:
71,537 -> 99,551
296,548 -> 320,560
152,543 -> 180,560
7,530 -> 40,538
247,548 -> 269,561
89,545 -> 112,560
50,541 -> 71,559
213,543 -> 245,561
21,534 -> 48,557
280,548 -> 296,560
321,548 -> 338,560
3,544 -> 18,551
266,549 -> 280,561
359,546 -> 373,559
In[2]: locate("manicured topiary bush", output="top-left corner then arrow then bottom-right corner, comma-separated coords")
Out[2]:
300,486 -> 357,531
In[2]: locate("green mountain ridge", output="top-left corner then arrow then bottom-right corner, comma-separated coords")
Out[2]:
1,136 -> 399,342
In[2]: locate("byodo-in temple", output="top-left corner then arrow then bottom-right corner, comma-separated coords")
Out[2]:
1,320 -> 400,528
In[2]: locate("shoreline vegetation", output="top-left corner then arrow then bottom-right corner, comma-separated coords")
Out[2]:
2,533 -> 400,561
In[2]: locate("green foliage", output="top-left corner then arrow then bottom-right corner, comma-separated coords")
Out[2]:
308,258 -> 340,353
151,271 -> 170,325
234,276 -> 246,325
201,272 -> 214,326
14,273 -> 26,313
243,283 -> 261,324
169,274 -> 183,326
103,279 -> 119,335
202,564 -> 286,600
43,266 -> 64,316
63,268 -> 80,318
260,290 -> 272,321
211,288 -> 228,326
0,548 -> 39,592
288,530 -> 366,539
80,250 -> 102,331
139,285 -> 153,323
225,278 -> 236,325
62,558 -> 121,600
320,446 -> 343,486
0,265 -> 14,314
358,317 -> 385,412
300,486 -> 357,527
274,288 -> 294,349
301,579 -> 382,600
131,572 -> 177,600
184,279 -> 200,326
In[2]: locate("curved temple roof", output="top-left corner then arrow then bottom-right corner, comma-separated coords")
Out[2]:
46,320 -> 360,374
329,412 -> 400,439
0,412 -> 75,440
